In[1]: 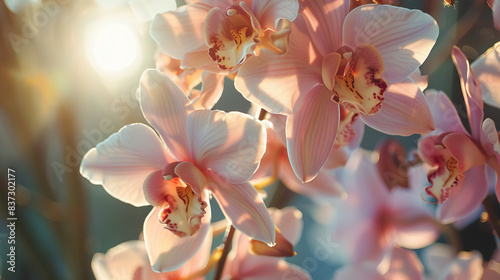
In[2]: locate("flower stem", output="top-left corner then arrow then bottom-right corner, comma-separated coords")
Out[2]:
213,225 -> 236,280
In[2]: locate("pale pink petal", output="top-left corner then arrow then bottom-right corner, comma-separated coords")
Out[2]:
422,243 -> 456,277
482,119 -> 500,202
206,169 -> 275,244
269,206 -> 303,245
323,147 -> 348,169
360,79 -> 435,136
411,68 -> 429,91
175,161 -> 207,194
186,110 -> 266,183
424,89 -> 468,135
143,169 -> 181,206
235,18 -> 323,115
442,133 -> 486,171
321,52 -> 341,90
300,0 -> 349,56
252,0 -> 299,30
343,5 -> 438,84
150,3 -> 211,59
181,50 -> 225,73
279,157 -> 345,201
385,248 -> 425,280
191,72 -> 225,110
389,189 -> 439,249
482,118 -> 500,158
80,124 -> 172,207
143,201 -> 211,272
175,227 -> 213,278
471,42 -> 500,109
92,241 -> 147,280
235,260 -> 311,280
346,116 -> 365,153
286,85 -> 339,182
342,149 -> 389,206
129,0 -> 177,22
334,263 -> 384,280
250,123 -> 284,181
438,165 -> 489,223
493,0 -> 500,31
418,135 -> 440,164
139,69 -> 194,161
483,249 -> 500,280
451,46 -> 484,140
438,251 -> 484,280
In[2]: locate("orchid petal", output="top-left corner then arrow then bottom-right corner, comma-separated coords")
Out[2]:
321,52 -> 341,91
483,249 -> 500,280
235,260 -> 311,280
174,161 -> 207,195
252,0 -> 299,30
192,72 -> 225,110
389,190 -> 439,249
140,69 -> 194,161
143,201 -> 211,272
150,3 -> 210,59
279,157 -> 345,201
438,251 -> 484,280
323,147 -> 348,169
494,0 -> 500,30
343,5 -> 438,84
471,42 -> 500,109
206,169 -> 275,244
425,89 -> 468,135
235,18 -> 323,115
269,206 -> 303,245
181,50 -> 225,73
411,68 -> 429,91
80,124 -> 172,207
385,248 -> 425,280
300,0 -> 349,56
442,133 -> 486,171
129,0 -> 177,22
91,241 -> 147,280
286,85 -> 339,182
334,264 -> 384,280
439,165 -> 489,223
452,46 -> 484,140
482,119 -> 500,203
187,110 -> 266,183
360,79 -> 435,136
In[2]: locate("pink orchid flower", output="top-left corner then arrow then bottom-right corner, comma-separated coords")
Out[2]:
92,232 -> 211,280
80,69 -> 274,272
221,206 -> 311,280
235,1 -> 437,182
332,149 -> 439,264
156,51 -> 225,110
251,113 -> 351,201
417,47 -> 500,223
333,247 -> 424,280
150,0 -> 299,73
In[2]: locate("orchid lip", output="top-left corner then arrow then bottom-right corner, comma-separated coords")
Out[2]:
327,44 -> 388,116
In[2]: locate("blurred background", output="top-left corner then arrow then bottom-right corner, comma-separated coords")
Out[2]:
0,0 -> 499,279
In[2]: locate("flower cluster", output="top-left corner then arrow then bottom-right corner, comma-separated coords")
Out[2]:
81,0 -> 500,279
